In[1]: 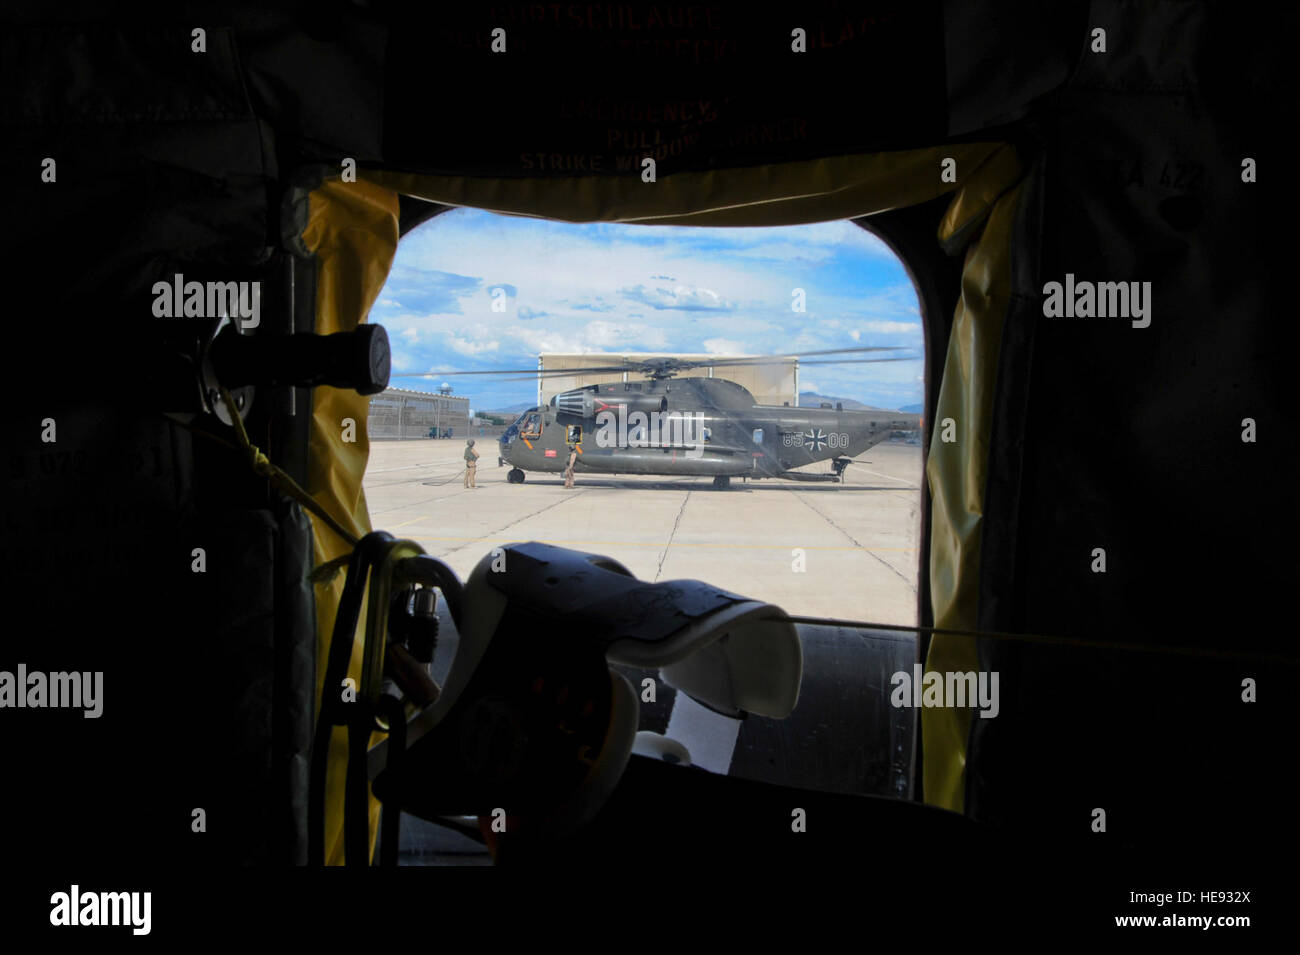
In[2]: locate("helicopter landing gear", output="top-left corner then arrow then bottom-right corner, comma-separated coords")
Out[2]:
712,475 -> 731,491
507,468 -> 526,484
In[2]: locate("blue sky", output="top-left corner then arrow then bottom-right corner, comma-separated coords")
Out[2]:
372,208 -> 924,412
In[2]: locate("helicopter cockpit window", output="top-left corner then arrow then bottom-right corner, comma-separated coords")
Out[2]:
364,208 -> 926,813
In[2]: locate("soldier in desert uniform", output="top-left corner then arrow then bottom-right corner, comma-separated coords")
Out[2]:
463,439 -> 479,488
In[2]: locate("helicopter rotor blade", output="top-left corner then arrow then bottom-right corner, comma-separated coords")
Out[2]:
390,363 -> 638,380
388,346 -> 920,383
732,346 -> 907,359
795,356 -> 920,366
628,346 -> 909,372
390,364 -> 627,378
799,345 -> 908,354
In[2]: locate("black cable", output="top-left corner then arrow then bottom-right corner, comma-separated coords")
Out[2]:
309,533 -> 389,865
376,695 -> 407,867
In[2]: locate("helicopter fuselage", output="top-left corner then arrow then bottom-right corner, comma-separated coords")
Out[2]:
497,377 -> 919,482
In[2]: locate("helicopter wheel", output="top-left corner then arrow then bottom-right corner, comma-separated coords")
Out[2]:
712,475 -> 731,491
507,468 -> 526,484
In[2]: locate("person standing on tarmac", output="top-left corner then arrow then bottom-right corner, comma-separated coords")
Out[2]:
563,432 -> 579,489
464,439 -> 479,488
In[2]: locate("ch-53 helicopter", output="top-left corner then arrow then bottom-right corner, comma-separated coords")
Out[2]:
402,349 -> 921,490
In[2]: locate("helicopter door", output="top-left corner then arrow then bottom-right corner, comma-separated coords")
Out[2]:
566,425 -> 582,444
520,412 -> 543,439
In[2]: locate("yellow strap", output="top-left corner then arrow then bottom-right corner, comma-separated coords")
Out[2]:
176,388 -> 361,576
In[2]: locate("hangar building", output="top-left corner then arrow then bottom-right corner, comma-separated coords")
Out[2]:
537,352 -> 798,409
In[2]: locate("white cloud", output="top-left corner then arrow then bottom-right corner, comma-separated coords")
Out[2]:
702,338 -> 747,354
444,334 -> 500,357
620,283 -> 731,312
371,208 -> 923,409
858,320 -> 920,337
583,320 -> 670,349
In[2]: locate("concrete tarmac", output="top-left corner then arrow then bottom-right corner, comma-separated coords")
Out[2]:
363,438 -> 923,624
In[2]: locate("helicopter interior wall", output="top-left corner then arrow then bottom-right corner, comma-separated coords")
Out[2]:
0,9 -> 1007,866
961,8 -> 1296,847
8,1 -> 1291,871
381,6 -> 952,177
2,15 -> 319,864
7,132 -> 994,867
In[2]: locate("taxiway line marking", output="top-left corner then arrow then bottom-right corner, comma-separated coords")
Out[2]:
851,467 -> 916,484
654,491 -> 692,582
431,488 -> 595,560
785,489 -> 918,594
388,514 -> 429,530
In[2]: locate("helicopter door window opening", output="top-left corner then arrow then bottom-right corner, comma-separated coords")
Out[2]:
362,207 -> 928,812
366,206 -> 925,624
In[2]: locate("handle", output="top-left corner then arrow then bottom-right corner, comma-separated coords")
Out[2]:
210,323 -> 391,395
